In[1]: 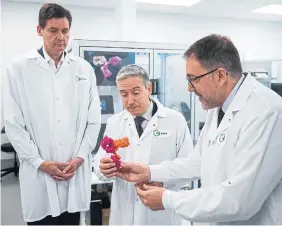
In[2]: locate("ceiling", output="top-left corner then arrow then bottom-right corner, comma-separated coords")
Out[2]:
5,0 -> 282,22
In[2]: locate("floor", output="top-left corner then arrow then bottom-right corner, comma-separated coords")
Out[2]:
1,173 -> 25,225
1,173 -> 110,225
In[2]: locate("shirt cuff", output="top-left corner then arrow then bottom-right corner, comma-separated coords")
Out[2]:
149,165 -> 165,182
77,153 -> 88,162
29,156 -> 45,169
162,190 -> 176,210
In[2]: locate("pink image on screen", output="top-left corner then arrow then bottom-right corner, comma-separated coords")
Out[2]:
108,56 -> 122,67
101,63 -> 112,78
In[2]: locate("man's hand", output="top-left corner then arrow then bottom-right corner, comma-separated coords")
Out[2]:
116,162 -> 151,182
63,157 -> 84,174
52,172 -> 75,181
135,181 -> 163,189
147,181 -> 163,187
99,157 -> 117,178
39,161 -> 74,181
136,184 -> 166,211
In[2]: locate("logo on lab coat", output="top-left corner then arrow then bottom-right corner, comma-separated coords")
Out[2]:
217,132 -> 226,145
153,129 -> 170,138
153,130 -> 161,137
75,76 -> 87,82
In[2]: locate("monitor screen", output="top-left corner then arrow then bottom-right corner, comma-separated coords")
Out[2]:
99,95 -> 114,115
84,50 -> 135,86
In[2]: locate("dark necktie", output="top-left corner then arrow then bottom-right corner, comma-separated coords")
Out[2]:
218,108 -> 225,127
134,116 -> 146,137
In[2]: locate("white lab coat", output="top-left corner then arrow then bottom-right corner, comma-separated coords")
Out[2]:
4,49 -> 101,222
150,75 -> 282,224
94,100 -> 197,225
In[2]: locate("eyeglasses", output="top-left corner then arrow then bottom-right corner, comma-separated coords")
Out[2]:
186,68 -> 218,89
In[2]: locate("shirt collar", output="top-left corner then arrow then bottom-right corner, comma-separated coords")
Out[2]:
134,100 -> 153,121
222,75 -> 245,113
142,100 -> 154,120
42,46 -> 65,64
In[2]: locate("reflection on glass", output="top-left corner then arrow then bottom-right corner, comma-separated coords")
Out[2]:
154,52 -> 192,132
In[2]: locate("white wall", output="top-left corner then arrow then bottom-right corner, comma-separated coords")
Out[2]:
1,2 -> 117,69
136,13 -> 282,61
1,1 -> 282,154
2,1 -> 282,67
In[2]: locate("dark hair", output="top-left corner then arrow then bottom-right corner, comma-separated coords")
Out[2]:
39,3 -> 72,29
184,34 -> 242,77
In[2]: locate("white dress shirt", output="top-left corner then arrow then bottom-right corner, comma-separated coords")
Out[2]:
42,47 -> 64,72
152,75 -> 282,225
4,49 -> 101,222
222,75 -> 246,112
134,100 -> 154,130
94,98 -> 195,225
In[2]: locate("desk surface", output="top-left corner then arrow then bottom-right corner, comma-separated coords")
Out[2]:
91,172 -> 113,185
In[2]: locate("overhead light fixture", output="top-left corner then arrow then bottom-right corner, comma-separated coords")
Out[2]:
253,4 -> 282,15
136,0 -> 202,7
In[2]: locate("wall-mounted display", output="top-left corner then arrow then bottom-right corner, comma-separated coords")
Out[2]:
84,51 -> 135,86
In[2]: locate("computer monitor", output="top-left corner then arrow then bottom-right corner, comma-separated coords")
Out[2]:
99,95 -> 114,115
271,83 -> 282,97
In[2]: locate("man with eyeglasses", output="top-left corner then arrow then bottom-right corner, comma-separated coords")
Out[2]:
114,34 -> 282,224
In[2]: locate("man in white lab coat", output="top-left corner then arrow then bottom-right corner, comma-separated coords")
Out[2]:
4,3 -> 101,225
116,34 -> 282,225
93,64 -> 197,225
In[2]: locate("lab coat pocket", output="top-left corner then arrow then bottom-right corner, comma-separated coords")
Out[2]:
203,130 -> 230,182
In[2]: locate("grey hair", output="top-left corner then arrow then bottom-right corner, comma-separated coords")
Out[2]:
116,64 -> 150,87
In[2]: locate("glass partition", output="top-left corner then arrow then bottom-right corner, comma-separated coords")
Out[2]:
153,50 -> 193,134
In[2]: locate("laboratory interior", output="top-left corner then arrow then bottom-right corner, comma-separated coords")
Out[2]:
1,0 -> 282,225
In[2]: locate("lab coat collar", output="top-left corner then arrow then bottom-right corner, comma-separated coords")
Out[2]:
26,49 -> 78,73
141,100 -> 154,121
227,74 -> 256,113
123,98 -> 167,139
26,49 -> 39,59
208,75 -> 256,142
26,49 -> 78,61
123,98 -> 167,120
222,74 -> 245,113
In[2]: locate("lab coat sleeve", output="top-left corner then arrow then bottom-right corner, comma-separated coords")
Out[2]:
150,115 -> 201,184
93,120 -> 115,182
77,68 -> 101,161
162,109 -> 282,223
4,67 -> 44,169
